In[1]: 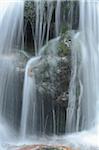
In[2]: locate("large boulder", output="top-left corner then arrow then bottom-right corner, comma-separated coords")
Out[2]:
27,31 -> 73,135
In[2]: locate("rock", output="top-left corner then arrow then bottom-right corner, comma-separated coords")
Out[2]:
27,33 -> 72,135
10,144 -> 73,150
4,143 -> 99,150
13,32 -> 72,135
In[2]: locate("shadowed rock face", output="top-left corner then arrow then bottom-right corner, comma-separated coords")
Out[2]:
35,55 -> 71,135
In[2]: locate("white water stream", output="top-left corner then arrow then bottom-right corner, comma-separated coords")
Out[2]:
0,0 -> 24,148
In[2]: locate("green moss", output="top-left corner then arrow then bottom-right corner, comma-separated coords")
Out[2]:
58,41 -> 70,56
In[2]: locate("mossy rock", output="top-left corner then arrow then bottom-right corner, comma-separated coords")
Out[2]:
58,41 -> 69,56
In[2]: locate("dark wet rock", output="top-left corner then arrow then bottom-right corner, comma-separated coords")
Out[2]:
26,32 -> 72,135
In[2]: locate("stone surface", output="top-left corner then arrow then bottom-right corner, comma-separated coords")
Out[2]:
8,144 -> 74,150
25,32 -> 72,135
4,143 -> 99,150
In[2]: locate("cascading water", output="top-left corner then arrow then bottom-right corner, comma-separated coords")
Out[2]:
6,0 -> 99,149
55,0 -> 61,37
20,56 -> 41,138
0,1 -> 24,54
64,1 -> 99,148
34,1 -> 54,53
34,1 -> 46,53
20,0 -> 62,138
78,0 -> 98,130
66,0 -> 99,134
0,0 -> 24,143
78,0 -> 99,133
0,0 -> 99,149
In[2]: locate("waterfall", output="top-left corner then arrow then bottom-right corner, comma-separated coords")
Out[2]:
0,1 -> 24,54
20,0 -> 62,138
66,0 -> 99,133
34,1 -> 46,53
55,0 -> 61,37
20,56 -> 41,138
0,0 -> 24,141
78,0 -> 97,130
34,1 -> 55,54
79,0 -> 99,131
0,0 -> 99,149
